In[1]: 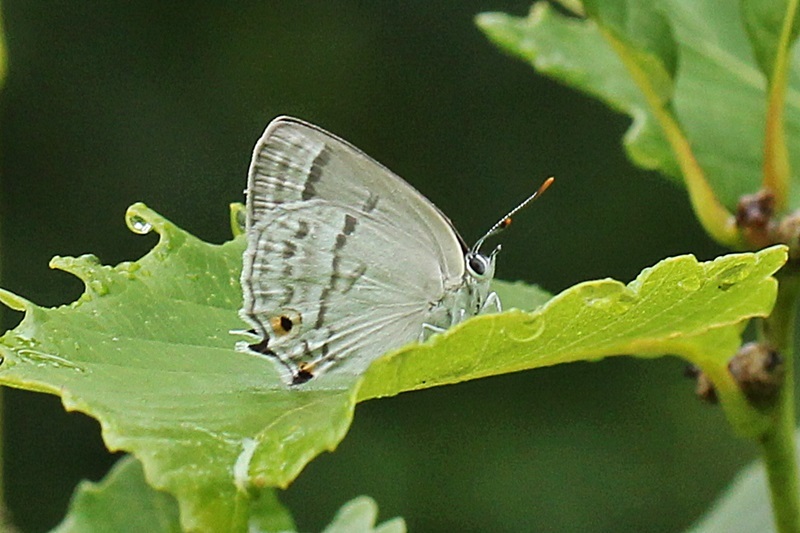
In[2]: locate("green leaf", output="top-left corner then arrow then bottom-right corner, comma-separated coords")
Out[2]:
359,245 -> 787,437
477,1 -> 800,210
741,0 -> 800,78
583,0 -> 677,84
665,0 -> 774,207
476,5 -> 680,182
52,455 -> 400,533
52,455 -> 184,533
321,497 -> 405,533
685,429 -> 800,533
490,279 -> 552,312
0,205 -> 785,531
243,484 -> 297,533
686,458 -> 773,533
0,204 -> 357,532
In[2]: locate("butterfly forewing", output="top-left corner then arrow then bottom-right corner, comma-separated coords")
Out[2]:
241,117 -> 467,383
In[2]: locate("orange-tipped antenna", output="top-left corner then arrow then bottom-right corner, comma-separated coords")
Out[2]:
472,177 -> 554,254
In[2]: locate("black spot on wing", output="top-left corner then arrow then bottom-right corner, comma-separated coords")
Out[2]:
248,337 -> 274,356
292,368 -> 314,385
363,192 -> 379,213
282,240 -> 297,259
280,315 -> 294,332
344,214 -> 357,235
315,213 -> 359,329
302,146 -> 331,200
295,220 -> 310,239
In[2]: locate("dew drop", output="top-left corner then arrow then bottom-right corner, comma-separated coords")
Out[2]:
677,273 -> 703,292
127,214 -> 153,234
509,313 -> 545,342
715,263 -> 753,291
580,284 -> 634,315
584,292 -> 635,315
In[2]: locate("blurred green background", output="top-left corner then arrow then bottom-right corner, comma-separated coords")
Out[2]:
0,1 -> 754,532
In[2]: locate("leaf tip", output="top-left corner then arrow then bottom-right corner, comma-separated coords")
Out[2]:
757,243 -> 789,270
0,287 -> 33,313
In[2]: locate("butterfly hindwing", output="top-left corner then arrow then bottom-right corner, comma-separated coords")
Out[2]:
242,200 -> 443,383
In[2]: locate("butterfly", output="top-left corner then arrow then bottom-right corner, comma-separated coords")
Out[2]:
239,116 -> 552,385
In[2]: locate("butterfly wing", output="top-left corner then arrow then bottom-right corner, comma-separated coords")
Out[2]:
240,117 -> 467,384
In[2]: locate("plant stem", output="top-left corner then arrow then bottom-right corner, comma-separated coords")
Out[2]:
761,272 -> 800,533
761,0 -> 798,211
599,28 -> 742,248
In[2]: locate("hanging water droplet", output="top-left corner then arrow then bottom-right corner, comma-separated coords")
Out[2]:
127,214 -> 153,234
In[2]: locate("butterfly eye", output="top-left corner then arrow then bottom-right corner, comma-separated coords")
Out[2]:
466,253 -> 490,279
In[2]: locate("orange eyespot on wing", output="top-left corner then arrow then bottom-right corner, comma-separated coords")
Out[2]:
269,310 -> 302,336
293,361 -> 316,385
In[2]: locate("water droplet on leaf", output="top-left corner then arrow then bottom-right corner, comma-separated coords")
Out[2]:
127,214 -> 153,234
715,263 -> 753,291
509,313 -> 545,342
677,273 -> 703,292
580,284 -> 634,315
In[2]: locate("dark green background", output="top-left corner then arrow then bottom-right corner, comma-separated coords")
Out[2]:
0,1 -> 750,532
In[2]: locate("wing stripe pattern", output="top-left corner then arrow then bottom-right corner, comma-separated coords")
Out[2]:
315,213 -> 358,331
239,117 -> 475,385
301,146 -> 330,201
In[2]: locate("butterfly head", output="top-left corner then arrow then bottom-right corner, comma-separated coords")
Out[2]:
465,245 -> 499,281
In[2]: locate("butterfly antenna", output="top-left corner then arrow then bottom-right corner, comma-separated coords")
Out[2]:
471,177 -> 555,254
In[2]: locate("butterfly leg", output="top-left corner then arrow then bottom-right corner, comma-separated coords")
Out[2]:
481,291 -> 502,314
420,322 -> 446,341
230,327 -> 260,338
